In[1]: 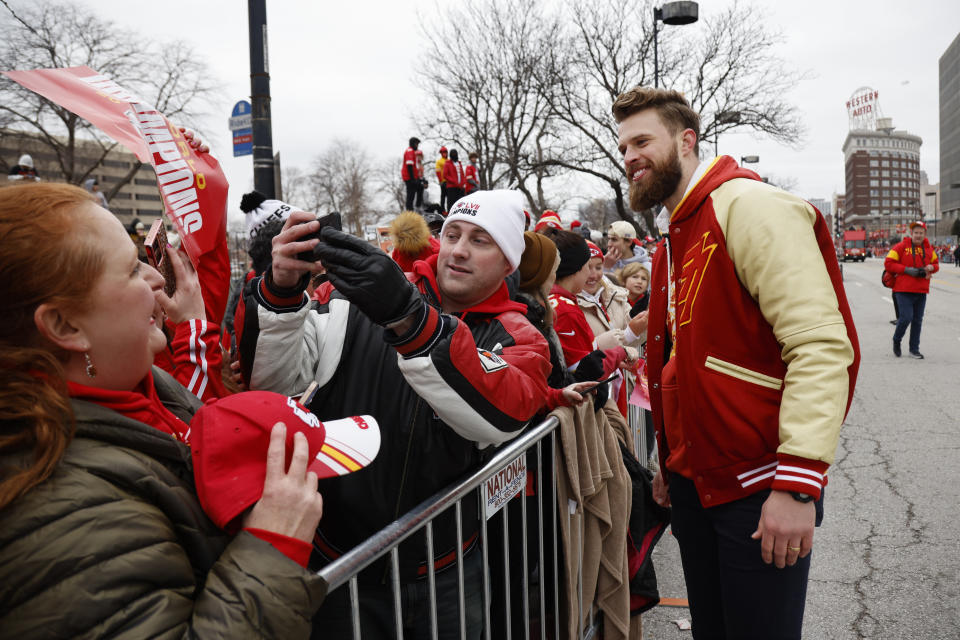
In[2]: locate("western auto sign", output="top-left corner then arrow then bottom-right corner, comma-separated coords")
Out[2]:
2,66 -> 230,324
847,86 -> 880,131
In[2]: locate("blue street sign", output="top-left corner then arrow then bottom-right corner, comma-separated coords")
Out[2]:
229,100 -> 253,157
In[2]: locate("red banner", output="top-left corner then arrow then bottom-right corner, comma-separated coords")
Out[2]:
2,66 -> 231,326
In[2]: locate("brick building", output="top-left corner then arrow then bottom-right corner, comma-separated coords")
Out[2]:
842,123 -> 922,234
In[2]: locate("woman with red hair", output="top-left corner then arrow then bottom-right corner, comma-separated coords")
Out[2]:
0,183 -> 324,637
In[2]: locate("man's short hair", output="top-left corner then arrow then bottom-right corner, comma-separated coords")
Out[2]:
612,86 -> 701,154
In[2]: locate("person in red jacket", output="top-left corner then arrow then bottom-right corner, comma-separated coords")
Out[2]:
401,137 -> 421,211
885,220 -> 939,359
442,149 -> 466,206
614,86 -> 859,639
465,152 -> 479,194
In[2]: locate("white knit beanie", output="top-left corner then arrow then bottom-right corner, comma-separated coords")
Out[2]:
442,190 -> 526,270
245,199 -> 301,238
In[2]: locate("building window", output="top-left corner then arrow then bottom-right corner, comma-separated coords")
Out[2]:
135,178 -> 156,186
135,193 -> 162,201
870,189 -> 879,196
881,170 -> 889,177
114,208 -> 133,215
113,192 -> 132,199
881,160 -> 889,167
870,199 -> 879,206
882,200 -> 890,206
869,160 -> 879,167
870,180 -> 879,187
138,209 -> 163,216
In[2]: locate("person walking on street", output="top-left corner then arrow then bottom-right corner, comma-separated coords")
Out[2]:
614,86 -> 860,640
435,146 -> 449,210
443,149 -> 466,206
402,137 -> 421,211
886,220 -> 939,359
953,243 -> 959,267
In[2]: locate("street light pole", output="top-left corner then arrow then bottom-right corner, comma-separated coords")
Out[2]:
248,0 -> 276,198
652,2 -> 699,89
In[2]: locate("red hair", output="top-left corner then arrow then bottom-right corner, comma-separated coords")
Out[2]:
0,182 -> 101,510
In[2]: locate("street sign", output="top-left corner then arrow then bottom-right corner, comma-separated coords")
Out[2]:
229,100 -> 253,157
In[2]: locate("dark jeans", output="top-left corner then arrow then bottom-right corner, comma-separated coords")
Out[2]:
668,474 -> 823,640
446,187 -> 465,208
312,549 -> 484,640
892,291 -> 927,353
439,183 -> 448,211
405,179 -> 419,210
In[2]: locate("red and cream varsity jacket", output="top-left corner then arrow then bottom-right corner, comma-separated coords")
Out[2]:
647,156 -> 860,506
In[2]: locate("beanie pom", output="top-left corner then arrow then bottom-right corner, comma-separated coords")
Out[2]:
390,211 -> 432,255
240,190 -> 268,213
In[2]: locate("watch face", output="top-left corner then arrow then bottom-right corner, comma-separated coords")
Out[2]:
790,491 -> 815,503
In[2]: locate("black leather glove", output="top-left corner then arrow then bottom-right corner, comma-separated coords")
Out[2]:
573,350 -> 605,382
904,267 -> 926,278
592,380 -> 609,411
314,226 -> 424,326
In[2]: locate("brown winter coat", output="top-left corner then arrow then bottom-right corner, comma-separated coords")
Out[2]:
552,400 -> 632,639
0,367 -> 326,639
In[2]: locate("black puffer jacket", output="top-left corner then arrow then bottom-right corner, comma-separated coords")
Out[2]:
0,368 -> 326,639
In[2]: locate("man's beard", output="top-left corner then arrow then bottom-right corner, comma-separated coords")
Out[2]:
629,146 -> 683,211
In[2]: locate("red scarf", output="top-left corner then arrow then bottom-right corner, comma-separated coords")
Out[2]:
67,370 -> 191,444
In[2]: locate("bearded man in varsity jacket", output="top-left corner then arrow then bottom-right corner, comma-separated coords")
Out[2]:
613,86 -> 860,640
235,189 -> 549,639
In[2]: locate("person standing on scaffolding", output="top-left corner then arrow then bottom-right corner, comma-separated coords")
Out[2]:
236,189 -> 551,639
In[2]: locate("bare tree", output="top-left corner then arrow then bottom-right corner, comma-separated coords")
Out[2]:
298,139 -> 380,236
415,0 -> 806,233
535,0 -> 805,234
415,0 -> 562,215
370,157 -> 405,214
0,0 -> 221,198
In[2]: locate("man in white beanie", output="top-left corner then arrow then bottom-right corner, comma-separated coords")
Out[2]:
236,189 -> 550,640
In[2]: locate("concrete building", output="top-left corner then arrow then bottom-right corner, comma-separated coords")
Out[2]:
842,121 -> 922,234
940,32 -> 960,229
1,129 -> 164,231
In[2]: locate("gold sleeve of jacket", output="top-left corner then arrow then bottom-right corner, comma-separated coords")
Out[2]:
713,179 -> 855,465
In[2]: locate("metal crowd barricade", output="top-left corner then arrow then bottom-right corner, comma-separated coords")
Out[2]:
315,415 -> 602,640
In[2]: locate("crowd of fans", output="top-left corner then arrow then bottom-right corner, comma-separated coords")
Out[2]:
0,86 -> 865,640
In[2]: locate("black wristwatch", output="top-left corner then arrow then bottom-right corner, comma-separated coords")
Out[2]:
789,491 -> 815,503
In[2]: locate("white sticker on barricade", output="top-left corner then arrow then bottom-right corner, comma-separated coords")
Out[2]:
483,455 -> 526,520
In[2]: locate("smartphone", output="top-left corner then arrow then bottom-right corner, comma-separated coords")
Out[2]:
144,219 -> 176,297
296,212 -> 343,262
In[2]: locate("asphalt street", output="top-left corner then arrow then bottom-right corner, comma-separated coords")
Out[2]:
640,257 -> 960,639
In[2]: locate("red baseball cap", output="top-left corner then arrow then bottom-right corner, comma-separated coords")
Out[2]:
439,146 -> 448,153
191,391 -> 381,532
909,220 -> 926,230
586,241 -> 603,260
570,220 -> 582,229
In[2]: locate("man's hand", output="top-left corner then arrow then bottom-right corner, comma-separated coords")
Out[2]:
602,246 -> 622,270
271,210 -> 323,289
751,490 -> 815,569
560,381 -> 600,405
903,267 -> 925,278
314,227 -> 424,326
652,469 -> 670,507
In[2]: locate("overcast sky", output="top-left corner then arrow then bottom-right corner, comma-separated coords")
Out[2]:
75,0 -> 959,218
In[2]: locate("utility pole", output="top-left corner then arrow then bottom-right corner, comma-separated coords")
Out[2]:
248,0 -> 276,198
